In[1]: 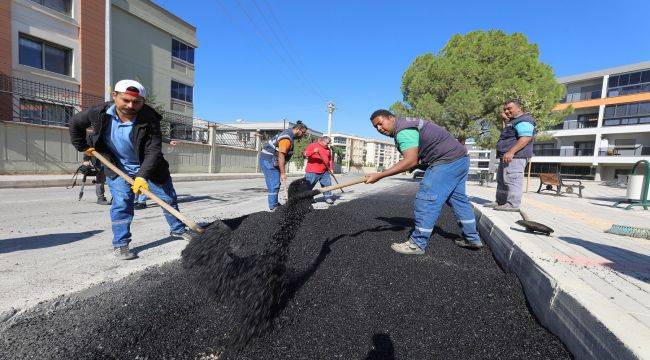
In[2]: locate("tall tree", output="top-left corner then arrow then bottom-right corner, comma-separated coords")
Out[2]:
392,30 -> 568,146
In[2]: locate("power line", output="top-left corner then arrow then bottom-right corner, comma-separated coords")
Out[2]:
212,0 -> 295,87
251,0 -> 327,100
232,0 -> 326,101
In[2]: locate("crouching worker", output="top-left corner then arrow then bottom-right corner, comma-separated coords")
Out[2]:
365,110 -> 483,255
69,80 -> 192,260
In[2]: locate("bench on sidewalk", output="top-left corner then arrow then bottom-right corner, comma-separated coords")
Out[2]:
537,172 -> 584,198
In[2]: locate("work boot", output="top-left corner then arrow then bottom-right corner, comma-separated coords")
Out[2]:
390,239 -> 425,255
483,201 -> 500,208
134,202 -> 147,210
97,197 -> 111,205
454,238 -> 484,250
325,198 -> 335,205
113,246 -> 137,260
171,231 -> 193,241
493,204 -> 520,212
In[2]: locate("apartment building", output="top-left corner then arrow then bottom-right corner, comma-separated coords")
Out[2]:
331,133 -> 368,167
365,139 -> 400,168
1,0 -> 106,124
465,140 -> 497,178
219,120 -> 323,149
533,61 -> 650,181
0,0 -> 197,127
109,0 -> 197,117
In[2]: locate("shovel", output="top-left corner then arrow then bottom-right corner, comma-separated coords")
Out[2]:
294,176 -> 367,201
315,151 -> 344,193
515,210 -> 554,236
91,151 -> 205,234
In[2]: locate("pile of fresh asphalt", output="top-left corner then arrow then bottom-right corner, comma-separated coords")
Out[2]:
182,178 -> 314,349
0,182 -> 571,359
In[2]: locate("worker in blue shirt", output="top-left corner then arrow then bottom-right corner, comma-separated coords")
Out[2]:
70,80 -> 191,260
485,99 -> 535,212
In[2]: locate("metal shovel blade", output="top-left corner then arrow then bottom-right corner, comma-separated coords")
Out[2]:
515,220 -> 554,236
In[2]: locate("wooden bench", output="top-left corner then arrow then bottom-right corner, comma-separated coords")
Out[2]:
537,172 -> 584,198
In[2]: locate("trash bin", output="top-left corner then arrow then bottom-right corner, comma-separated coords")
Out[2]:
627,174 -> 650,201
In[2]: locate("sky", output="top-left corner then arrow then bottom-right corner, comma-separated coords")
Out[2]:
154,0 -> 650,138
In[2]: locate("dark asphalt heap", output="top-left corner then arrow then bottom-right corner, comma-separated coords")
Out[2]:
182,178 -> 314,348
0,183 -> 571,359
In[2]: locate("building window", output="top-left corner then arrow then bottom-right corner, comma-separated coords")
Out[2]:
172,39 -> 195,64
238,131 -> 251,143
19,35 -> 71,76
603,101 -> 650,126
30,0 -> 71,15
607,70 -> 650,97
19,99 -> 74,126
171,80 -> 193,103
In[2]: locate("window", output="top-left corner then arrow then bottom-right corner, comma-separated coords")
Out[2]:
238,131 -> 251,143
608,70 -> 650,97
30,0 -> 71,15
19,99 -> 74,126
19,35 -> 71,76
171,80 -> 193,103
172,39 -> 195,64
603,101 -> 650,126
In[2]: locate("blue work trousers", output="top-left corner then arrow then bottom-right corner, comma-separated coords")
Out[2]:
105,176 -> 186,248
305,172 -> 332,199
411,156 -> 481,250
260,157 -> 281,210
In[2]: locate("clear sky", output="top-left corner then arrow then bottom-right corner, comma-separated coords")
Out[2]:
154,0 -> 650,138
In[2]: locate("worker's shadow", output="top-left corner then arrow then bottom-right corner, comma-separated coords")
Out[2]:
270,224 -> 406,319
364,333 -> 397,360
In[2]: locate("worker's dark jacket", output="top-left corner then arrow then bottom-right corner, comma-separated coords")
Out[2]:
496,113 -> 535,159
69,102 -> 171,184
392,117 -> 467,165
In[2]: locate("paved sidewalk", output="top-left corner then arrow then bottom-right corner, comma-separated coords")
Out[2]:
0,174 -> 400,322
467,179 -> 650,360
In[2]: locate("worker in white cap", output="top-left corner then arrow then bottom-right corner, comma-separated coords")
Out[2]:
69,79 -> 191,260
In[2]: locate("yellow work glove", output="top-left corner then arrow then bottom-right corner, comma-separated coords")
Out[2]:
84,147 -> 96,157
131,177 -> 149,195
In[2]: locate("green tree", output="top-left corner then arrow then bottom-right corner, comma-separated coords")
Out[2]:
392,30 -> 569,146
291,134 -> 317,170
331,146 -> 345,164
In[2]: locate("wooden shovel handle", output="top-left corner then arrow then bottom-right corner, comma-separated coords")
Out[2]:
91,151 -> 205,233
315,176 -> 367,194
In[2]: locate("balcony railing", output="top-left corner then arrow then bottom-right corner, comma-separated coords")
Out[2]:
598,145 -> 647,156
551,119 -> 598,130
533,148 -> 594,156
0,73 -> 213,144
561,90 -> 601,103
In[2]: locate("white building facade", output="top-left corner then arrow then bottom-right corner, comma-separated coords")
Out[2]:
533,61 -> 650,181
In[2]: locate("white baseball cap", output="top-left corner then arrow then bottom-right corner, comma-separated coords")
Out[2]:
114,79 -> 147,98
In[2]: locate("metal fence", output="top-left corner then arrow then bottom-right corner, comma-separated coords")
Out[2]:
0,74 -> 227,146
212,123 -> 257,149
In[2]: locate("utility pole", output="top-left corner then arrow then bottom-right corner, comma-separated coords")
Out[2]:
327,101 -> 335,139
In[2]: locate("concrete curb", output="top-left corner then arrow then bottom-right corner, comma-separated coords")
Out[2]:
472,203 -> 649,360
0,173 -> 303,189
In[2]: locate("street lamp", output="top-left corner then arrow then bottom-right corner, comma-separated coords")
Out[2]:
327,101 -> 335,139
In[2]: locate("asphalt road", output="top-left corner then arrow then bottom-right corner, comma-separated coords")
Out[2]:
0,182 -> 570,359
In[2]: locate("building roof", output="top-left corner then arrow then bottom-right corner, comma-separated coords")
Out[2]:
330,133 -> 368,141
557,60 -> 650,84
145,0 -> 196,31
220,121 -> 323,136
